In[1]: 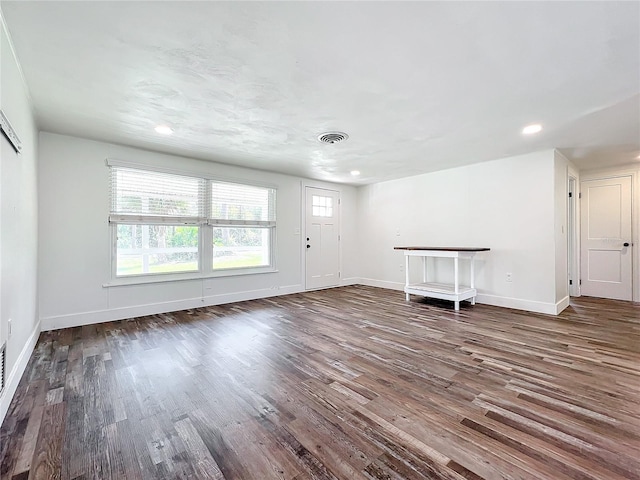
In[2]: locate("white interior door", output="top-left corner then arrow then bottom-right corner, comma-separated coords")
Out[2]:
305,187 -> 340,290
580,176 -> 633,300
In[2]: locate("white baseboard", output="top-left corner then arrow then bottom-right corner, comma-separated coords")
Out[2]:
42,297 -> 208,331
359,278 -> 562,315
41,284 -> 304,331
358,277 -> 405,291
555,296 -> 570,314
475,293 -> 561,315
202,284 -> 303,306
340,277 -> 361,286
0,320 -> 41,426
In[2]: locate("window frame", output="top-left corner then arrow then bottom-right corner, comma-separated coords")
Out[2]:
107,160 -> 277,284
209,225 -> 275,272
110,222 -> 203,279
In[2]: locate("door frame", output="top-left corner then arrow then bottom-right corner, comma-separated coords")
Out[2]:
567,173 -> 580,297
579,166 -> 638,302
302,182 -> 342,291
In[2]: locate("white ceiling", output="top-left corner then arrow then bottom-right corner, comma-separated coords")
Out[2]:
2,1 -> 639,184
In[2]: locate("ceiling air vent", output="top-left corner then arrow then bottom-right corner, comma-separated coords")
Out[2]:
318,131 -> 349,144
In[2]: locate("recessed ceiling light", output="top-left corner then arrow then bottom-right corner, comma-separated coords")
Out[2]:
350,170 -> 361,176
154,125 -> 173,135
522,124 -> 542,135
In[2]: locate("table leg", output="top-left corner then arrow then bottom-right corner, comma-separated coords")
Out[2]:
454,257 -> 459,294
470,257 -> 475,289
470,256 -> 475,305
405,254 -> 410,301
422,256 -> 426,283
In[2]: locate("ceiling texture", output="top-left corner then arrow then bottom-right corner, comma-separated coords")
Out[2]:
2,1 -> 639,184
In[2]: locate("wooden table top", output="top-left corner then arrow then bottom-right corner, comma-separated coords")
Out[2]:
394,246 -> 490,252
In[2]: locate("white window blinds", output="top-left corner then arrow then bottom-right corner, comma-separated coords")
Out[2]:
109,165 -> 276,226
110,167 -> 207,224
210,182 -> 276,226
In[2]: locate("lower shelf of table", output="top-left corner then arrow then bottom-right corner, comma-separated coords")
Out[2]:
404,282 -> 477,302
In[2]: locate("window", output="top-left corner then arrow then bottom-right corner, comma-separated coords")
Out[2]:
109,163 -> 276,279
312,195 -> 333,217
210,182 -> 275,270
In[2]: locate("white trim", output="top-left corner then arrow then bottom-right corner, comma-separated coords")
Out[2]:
298,180 -> 305,290
358,278 -> 405,291
203,284 -> 302,306
106,158 -> 278,190
568,160 -> 581,298
109,215 -> 206,225
104,267 -> 279,287
41,285 -> 303,331
43,298 -> 207,330
304,285 -> 346,292
476,294 -> 563,315
359,278 -> 564,315
340,277 -> 360,286
0,321 -> 41,426
555,296 -> 571,314
568,174 -> 580,297
207,219 -> 276,227
580,164 -> 640,179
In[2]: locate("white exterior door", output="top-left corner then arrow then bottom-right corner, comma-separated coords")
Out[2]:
305,187 -> 340,290
580,176 -> 633,300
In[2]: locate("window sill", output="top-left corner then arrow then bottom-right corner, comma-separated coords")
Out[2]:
103,267 -> 278,287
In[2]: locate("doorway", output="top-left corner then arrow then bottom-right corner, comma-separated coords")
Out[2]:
305,187 -> 340,290
568,176 -> 578,296
580,175 -> 633,300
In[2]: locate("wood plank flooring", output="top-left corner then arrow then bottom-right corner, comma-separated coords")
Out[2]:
1,286 -> 639,480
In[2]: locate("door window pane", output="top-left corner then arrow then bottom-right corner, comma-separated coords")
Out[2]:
312,195 -> 333,217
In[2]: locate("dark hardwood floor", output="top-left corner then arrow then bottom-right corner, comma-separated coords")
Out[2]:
1,286 -> 639,480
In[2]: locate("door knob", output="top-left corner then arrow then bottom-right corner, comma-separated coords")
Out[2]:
623,242 -> 630,247
307,245 -> 311,248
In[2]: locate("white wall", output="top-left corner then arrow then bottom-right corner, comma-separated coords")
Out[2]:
38,132 -> 358,330
356,150 -> 567,314
0,16 -> 39,424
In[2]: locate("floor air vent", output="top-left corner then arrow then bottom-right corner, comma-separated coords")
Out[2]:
0,343 -> 5,394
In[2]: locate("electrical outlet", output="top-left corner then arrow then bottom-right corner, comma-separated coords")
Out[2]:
399,264 -> 404,272
506,273 -> 513,283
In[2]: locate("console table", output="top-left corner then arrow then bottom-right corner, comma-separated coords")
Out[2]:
394,247 -> 490,311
